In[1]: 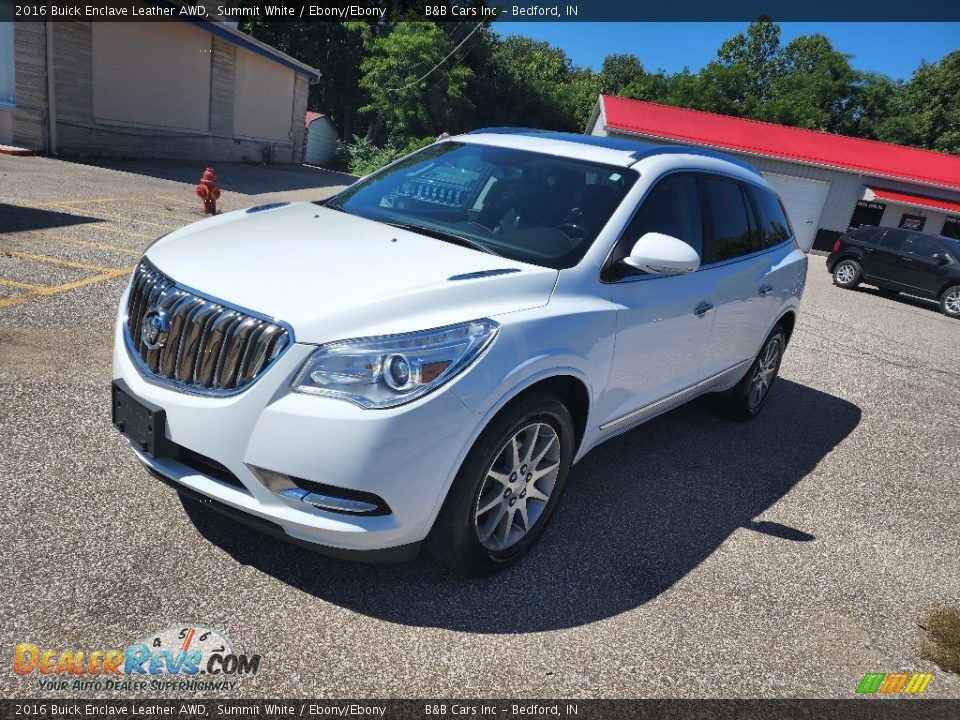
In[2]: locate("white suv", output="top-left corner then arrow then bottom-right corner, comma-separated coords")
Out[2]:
112,130 -> 807,576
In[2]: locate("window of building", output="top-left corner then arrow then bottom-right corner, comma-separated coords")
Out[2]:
0,16 -> 15,107
848,200 -> 885,230
942,217 -> 960,240
899,214 -> 926,231
702,177 -> 761,262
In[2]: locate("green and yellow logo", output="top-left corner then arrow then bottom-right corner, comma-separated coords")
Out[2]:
856,672 -> 933,695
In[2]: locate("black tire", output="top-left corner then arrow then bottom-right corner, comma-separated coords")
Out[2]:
940,285 -> 960,319
426,392 -> 575,577
721,327 -> 786,422
832,258 -> 862,288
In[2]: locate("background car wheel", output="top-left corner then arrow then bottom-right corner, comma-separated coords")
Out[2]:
721,327 -> 786,422
940,285 -> 960,319
426,392 -> 575,577
832,259 -> 862,288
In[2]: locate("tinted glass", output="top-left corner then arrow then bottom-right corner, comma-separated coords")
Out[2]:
750,186 -> 792,247
905,233 -> 942,259
702,177 -> 761,262
873,228 -> 906,250
616,174 -> 703,263
943,217 -> 960,240
327,141 -> 637,270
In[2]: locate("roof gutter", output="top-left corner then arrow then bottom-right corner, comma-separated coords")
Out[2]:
604,124 -> 960,196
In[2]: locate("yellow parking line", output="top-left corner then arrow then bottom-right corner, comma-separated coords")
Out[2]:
2,249 -> 117,273
0,277 -> 46,291
38,194 -> 157,208
83,224 -> 154,241
93,212 -> 179,231
0,267 -> 132,310
24,230 -> 142,257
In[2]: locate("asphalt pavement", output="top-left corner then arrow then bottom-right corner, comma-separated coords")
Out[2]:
1,154 -> 958,699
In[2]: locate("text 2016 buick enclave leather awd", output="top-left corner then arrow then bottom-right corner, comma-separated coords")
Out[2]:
112,131 -> 807,576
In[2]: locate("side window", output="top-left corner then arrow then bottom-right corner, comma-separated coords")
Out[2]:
615,173 -> 703,263
749,186 -> 793,247
876,229 -> 907,250
905,233 -> 942,259
702,177 -> 762,262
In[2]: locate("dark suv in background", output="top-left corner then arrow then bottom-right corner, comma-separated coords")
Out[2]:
827,226 -> 960,318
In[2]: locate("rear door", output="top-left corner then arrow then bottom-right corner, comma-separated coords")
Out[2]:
863,228 -> 914,288
697,176 -> 772,378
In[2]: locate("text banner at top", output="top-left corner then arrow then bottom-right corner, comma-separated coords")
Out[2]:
5,0 -> 960,22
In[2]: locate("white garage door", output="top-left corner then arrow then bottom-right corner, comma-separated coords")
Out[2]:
761,172 -> 830,253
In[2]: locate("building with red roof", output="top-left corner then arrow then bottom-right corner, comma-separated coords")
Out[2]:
588,95 -> 960,251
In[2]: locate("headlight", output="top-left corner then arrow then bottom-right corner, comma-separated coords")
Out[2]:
291,319 -> 500,409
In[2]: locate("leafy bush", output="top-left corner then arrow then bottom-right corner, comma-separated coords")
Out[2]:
338,135 -> 436,176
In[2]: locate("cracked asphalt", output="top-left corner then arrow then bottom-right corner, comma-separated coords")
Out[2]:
1,155 -> 958,700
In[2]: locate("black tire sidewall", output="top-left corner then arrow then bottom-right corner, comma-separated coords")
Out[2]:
731,328 -> 786,420
428,395 -> 575,575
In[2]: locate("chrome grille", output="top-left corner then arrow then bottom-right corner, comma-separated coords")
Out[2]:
125,260 -> 290,394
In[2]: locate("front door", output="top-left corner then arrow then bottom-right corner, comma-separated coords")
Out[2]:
862,228 -> 914,288
600,173 -> 716,429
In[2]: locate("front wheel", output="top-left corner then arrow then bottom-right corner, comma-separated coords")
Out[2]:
721,327 -> 786,422
941,285 -> 960,319
426,393 -> 574,576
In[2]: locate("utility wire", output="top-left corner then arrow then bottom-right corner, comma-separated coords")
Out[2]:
385,22 -> 484,93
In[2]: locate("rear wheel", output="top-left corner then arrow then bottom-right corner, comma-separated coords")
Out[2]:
833,259 -> 862,288
721,327 -> 786,422
426,393 -> 574,576
940,285 -> 960,319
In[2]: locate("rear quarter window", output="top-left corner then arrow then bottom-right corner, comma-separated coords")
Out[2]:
749,186 -> 793,247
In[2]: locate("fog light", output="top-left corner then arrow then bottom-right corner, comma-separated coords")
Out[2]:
249,466 -> 389,516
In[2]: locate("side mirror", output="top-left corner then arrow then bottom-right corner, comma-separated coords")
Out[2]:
622,232 -> 700,275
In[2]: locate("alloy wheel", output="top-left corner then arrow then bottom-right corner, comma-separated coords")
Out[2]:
749,338 -> 781,409
944,289 -> 960,315
474,422 -> 561,552
835,263 -> 856,285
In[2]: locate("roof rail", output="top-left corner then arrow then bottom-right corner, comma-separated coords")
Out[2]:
627,145 -> 761,175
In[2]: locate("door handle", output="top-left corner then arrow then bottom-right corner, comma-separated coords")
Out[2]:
693,301 -> 714,316
758,284 -> 774,296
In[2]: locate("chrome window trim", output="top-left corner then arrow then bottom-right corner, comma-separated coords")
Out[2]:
599,168 -> 796,284
123,259 -> 296,398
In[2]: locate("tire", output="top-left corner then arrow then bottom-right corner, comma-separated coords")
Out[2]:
721,327 -> 786,422
832,258 -> 862,288
940,285 -> 960,319
426,392 -> 575,577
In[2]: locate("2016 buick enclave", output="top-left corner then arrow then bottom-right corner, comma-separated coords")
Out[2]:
112,131 -> 807,575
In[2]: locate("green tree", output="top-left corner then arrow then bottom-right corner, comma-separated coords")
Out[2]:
357,22 -> 474,139
601,54 -> 646,96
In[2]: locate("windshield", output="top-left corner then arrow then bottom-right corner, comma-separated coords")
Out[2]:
324,141 -> 638,269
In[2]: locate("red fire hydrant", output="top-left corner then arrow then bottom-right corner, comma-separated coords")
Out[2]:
195,167 -> 221,215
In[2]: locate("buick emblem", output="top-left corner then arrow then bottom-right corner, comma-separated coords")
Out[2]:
141,307 -> 170,350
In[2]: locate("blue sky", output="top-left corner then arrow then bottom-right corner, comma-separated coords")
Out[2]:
504,23 -> 959,80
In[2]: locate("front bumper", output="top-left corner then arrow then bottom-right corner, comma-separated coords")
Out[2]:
112,317 -> 484,560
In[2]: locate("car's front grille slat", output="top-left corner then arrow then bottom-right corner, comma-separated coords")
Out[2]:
125,260 -> 290,395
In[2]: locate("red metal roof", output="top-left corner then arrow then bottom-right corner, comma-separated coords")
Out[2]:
868,187 -> 960,214
304,111 -> 327,127
600,95 -> 960,192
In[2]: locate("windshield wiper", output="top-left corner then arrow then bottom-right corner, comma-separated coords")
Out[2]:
386,222 -> 500,256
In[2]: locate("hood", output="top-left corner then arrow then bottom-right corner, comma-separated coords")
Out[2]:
146,202 -> 558,343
